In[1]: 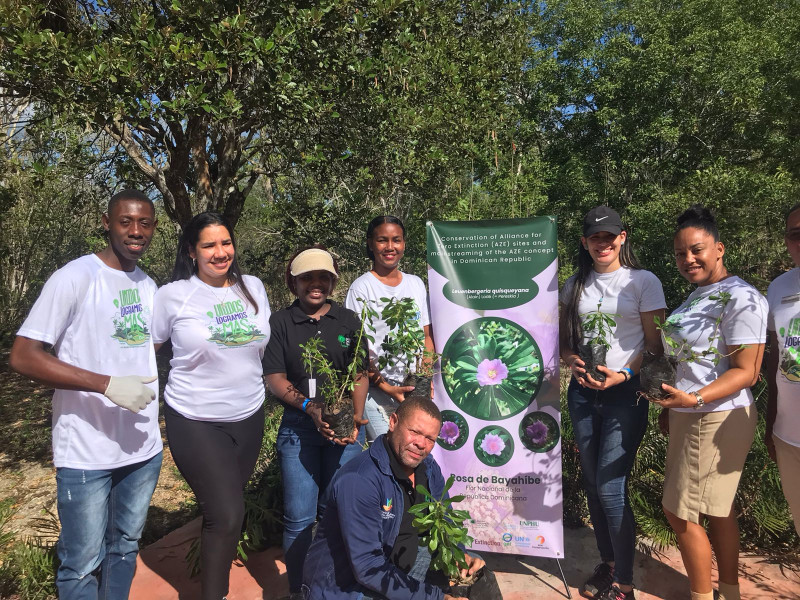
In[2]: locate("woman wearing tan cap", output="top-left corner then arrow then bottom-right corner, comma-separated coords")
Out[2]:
262,245 -> 367,599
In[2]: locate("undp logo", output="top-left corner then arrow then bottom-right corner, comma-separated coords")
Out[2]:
501,533 -> 513,543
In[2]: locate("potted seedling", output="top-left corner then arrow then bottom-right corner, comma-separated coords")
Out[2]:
409,475 -> 501,600
577,301 -> 618,383
300,319 -> 370,439
639,316 -> 680,399
640,292 -> 744,399
376,297 -> 440,400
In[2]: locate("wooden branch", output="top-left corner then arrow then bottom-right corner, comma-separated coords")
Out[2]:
104,118 -> 158,180
212,123 -> 241,209
240,171 -> 261,199
187,116 -> 213,211
104,117 -> 180,224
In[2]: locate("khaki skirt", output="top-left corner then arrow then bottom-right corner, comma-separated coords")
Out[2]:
662,404 -> 756,523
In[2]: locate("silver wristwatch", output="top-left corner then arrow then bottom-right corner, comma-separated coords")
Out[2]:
690,391 -> 704,409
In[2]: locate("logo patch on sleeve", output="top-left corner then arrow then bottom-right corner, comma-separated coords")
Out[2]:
381,498 -> 395,519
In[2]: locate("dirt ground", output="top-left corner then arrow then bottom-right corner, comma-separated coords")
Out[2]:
0,350 -> 196,547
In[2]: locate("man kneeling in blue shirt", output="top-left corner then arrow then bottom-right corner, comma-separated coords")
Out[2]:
302,397 -> 484,600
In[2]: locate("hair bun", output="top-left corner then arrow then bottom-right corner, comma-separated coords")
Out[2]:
677,204 -> 716,228
675,204 -> 719,241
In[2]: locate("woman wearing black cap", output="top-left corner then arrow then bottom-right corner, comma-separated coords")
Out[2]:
559,206 -> 666,600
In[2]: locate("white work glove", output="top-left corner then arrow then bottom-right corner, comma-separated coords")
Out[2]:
104,375 -> 157,413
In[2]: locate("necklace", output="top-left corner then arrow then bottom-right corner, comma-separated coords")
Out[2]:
594,268 -> 623,306
199,275 -> 233,306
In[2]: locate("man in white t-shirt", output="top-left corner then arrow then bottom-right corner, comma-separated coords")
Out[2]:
766,202 -> 800,536
9,190 -> 163,600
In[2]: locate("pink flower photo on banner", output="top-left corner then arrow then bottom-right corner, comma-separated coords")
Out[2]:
519,411 -> 560,453
480,432 -> 506,456
440,421 -> 460,445
436,410 -> 469,451
475,358 -> 509,386
441,317 -> 543,420
474,425 -> 514,466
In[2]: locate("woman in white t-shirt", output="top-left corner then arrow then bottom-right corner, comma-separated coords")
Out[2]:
345,215 -> 434,441
650,205 -> 767,600
152,212 -> 270,600
559,206 -> 666,600
765,202 -> 800,538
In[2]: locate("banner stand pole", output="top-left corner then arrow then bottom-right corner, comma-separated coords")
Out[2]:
554,559 -> 572,599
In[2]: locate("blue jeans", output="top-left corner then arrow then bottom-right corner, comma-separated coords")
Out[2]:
278,409 -> 365,592
55,452 -> 163,600
567,377 -> 648,586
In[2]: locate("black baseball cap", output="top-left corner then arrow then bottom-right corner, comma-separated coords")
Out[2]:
583,206 -> 624,237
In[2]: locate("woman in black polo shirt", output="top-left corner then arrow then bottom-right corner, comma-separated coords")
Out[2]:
262,246 -> 367,599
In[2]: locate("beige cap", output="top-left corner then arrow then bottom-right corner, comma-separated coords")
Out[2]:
289,248 -> 338,277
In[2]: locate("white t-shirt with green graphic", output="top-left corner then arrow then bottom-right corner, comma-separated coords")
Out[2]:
767,267 -> 800,446
345,271 -> 431,383
666,276 -> 767,413
152,275 -> 270,421
17,254 -> 162,469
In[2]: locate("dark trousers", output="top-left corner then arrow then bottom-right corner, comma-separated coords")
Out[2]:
165,403 -> 264,600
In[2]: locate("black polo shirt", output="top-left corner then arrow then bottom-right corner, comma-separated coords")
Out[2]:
383,436 -> 429,573
262,299 -> 365,412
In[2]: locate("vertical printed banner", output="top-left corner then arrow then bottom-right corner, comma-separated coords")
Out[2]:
427,217 -> 563,558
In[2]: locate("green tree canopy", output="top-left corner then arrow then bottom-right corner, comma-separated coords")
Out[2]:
0,0 -> 530,227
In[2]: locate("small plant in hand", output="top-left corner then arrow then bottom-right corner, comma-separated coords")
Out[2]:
578,301 -> 618,383
641,292 -> 745,399
408,475 -> 477,589
374,297 -> 440,399
300,313 -> 371,439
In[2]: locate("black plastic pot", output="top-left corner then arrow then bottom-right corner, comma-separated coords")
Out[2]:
578,342 -> 608,383
322,400 -> 355,440
448,568 -> 502,600
639,351 -> 678,399
403,373 -> 433,401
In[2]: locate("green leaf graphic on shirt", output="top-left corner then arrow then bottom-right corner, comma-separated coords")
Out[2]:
110,287 -> 149,346
780,318 -> 800,382
427,218 -> 557,309
206,304 -> 266,347
780,347 -> 800,382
